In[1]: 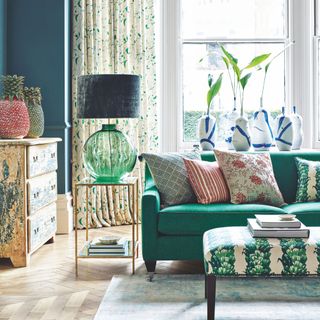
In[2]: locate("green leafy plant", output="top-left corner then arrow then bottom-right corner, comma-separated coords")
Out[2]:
206,73 -> 223,115
260,41 -> 294,108
220,45 -> 271,116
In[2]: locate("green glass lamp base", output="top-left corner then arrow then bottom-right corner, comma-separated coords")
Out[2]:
83,124 -> 137,181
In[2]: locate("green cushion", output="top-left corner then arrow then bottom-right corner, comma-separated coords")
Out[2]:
159,203 -> 285,235
295,157 -> 320,202
200,151 -> 320,204
283,202 -> 320,226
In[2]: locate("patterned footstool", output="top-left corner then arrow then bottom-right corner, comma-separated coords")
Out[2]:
203,227 -> 320,320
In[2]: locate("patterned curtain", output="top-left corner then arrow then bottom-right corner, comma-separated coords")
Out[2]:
72,0 -> 158,228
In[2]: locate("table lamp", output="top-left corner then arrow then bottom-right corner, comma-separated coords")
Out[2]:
77,74 -> 140,182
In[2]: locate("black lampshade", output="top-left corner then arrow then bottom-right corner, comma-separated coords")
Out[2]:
77,74 -> 140,119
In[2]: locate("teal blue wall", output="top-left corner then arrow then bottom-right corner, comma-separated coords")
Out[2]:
0,0 -> 6,75
6,0 -> 71,194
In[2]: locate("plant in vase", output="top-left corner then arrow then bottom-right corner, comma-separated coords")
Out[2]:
0,75 -> 30,139
252,42 -> 293,151
220,46 -> 270,151
24,87 -> 44,138
220,50 -> 240,150
198,73 -> 223,150
232,73 -> 252,151
275,106 -> 293,151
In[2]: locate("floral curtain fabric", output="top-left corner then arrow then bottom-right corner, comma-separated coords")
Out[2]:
72,0 -> 158,228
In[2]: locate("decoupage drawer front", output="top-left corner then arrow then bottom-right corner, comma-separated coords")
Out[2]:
28,203 -> 57,252
27,143 -> 58,178
28,172 -> 57,215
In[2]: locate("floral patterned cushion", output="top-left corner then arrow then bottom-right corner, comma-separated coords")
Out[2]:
203,227 -> 320,276
214,150 -> 285,207
295,157 -> 320,202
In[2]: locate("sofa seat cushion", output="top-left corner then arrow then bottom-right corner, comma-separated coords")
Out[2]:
159,203 -> 285,235
283,202 -> 320,226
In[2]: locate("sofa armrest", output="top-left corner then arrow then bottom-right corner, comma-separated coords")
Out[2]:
141,185 -> 160,260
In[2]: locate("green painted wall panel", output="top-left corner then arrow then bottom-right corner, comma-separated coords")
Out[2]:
6,0 -> 71,194
0,0 -> 6,76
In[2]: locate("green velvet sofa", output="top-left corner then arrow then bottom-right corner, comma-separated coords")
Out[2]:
142,151 -> 320,273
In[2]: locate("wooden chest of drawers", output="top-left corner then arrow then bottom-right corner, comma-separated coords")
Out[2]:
0,138 -> 61,267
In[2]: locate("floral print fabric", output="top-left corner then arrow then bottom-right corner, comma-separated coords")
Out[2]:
203,227 -> 320,276
214,150 -> 285,207
72,0 -> 158,228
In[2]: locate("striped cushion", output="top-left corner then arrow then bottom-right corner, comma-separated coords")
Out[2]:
183,158 -> 230,204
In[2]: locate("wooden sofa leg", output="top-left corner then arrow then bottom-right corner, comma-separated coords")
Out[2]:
145,260 -> 156,281
207,275 -> 216,320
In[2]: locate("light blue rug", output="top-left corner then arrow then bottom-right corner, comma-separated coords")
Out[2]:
95,274 -> 320,320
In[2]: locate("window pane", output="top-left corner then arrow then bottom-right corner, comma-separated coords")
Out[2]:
183,43 -> 285,142
182,0 -> 286,39
318,40 -> 320,141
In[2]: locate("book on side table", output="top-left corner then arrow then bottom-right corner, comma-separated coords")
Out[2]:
247,217 -> 310,238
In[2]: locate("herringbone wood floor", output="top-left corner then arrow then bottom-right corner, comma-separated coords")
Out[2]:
0,225 -> 203,320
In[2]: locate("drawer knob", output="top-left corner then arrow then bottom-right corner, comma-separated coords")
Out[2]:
33,155 -> 39,162
51,152 -> 56,158
34,192 -> 40,199
51,184 -> 56,190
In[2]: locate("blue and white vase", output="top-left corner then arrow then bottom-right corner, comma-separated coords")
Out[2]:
232,116 -> 251,151
291,106 -> 303,150
198,114 -> 216,151
251,107 -> 274,151
225,102 -> 240,150
275,107 -> 293,151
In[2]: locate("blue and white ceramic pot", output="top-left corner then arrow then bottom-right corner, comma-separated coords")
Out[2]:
198,114 -> 216,151
275,107 -> 293,151
291,106 -> 303,150
225,107 -> 240,150
251,108 -> 274,151
232,116 -> 251,151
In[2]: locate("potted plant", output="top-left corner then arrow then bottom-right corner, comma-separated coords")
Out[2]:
198,73 -> 223,150
252,42 -> 294,151
220,46 -> 270,151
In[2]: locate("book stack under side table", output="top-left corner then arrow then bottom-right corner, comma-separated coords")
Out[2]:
74,177 -> 139,276
0,138 -> 61,267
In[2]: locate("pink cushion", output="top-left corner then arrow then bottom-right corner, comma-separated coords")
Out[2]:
183,158 -> 230,204
214,149 -> 285,207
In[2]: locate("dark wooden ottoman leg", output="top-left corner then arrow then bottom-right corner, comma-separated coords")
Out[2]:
207,275 -> 216,320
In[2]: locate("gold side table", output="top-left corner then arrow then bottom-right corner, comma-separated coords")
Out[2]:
74,176 -> 139,276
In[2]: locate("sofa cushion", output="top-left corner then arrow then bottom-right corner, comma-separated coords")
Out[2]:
141,152 -> 200,206
183,158 -> 230,204
214,150 -> 285,207
283,202 -> 320,226
295,157 -> 320,202
159,203 -> 285,235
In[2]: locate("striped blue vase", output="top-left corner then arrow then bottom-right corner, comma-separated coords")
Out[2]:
251,108 -> 273,151
232,116 -> 251,151
275,107 -> 293,151
198,114 -> 216,151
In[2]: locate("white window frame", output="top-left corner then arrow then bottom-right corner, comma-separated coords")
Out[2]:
159,0 -> 316,152
314,0 -> 320,149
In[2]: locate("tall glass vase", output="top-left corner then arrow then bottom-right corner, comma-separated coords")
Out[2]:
225,98 -> 239,150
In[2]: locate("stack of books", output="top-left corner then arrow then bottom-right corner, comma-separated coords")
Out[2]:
82,237 -> 132,256
247,214 -> 310,238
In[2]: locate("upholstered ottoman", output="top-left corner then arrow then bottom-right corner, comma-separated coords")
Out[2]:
203,227 -> 320,320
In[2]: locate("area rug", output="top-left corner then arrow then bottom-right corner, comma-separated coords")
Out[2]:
94,274 -> 320,320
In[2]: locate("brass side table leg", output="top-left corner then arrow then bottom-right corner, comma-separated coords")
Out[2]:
74,185 -> 78,276
85,186 -> 89,241
129,184 -> 135,275
135,180 -> 139,258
